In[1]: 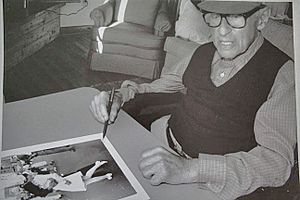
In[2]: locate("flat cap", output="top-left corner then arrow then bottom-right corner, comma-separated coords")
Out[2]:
197,1 -> 263,14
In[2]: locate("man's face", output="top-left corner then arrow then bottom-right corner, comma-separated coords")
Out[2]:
210,12 -> 260,60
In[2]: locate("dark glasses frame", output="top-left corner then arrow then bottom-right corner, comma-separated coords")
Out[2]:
200,4 -> 266,29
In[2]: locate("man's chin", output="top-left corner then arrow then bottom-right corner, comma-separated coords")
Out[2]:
216,47 -> 237,60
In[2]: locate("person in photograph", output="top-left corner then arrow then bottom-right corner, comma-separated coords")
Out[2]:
90,1 -> 296,199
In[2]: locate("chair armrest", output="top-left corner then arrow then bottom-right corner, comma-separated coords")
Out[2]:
122,92 -> 184,130
154,1 -> 172,36
90,0 -> 114,28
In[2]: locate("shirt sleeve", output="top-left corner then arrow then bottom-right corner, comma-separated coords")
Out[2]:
117,54 -> 193,103
196,60 -> 297,200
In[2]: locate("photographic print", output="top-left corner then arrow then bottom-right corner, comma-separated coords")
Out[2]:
0,134 -> 149,200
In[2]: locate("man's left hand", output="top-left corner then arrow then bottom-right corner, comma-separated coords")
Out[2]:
139,147 -> 199,185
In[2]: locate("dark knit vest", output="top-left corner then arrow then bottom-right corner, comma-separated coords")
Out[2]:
168,40 -> 290,158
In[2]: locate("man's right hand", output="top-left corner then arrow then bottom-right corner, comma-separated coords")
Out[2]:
90,91 -> 122,124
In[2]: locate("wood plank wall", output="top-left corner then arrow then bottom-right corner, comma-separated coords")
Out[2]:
4,4 -> 64,71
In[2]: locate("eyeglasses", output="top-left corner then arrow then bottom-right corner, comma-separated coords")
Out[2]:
202,5 -> 266,29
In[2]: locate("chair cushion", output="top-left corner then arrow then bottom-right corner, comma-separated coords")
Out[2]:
262,19 -> 294,59
114,0 -> 160,28
90,53 -> 161,79
163,36 -> 200,70
164,36 -> 200,58
98,43 -> 162,60
97,22 -> 165,49
175,0 -> 211,45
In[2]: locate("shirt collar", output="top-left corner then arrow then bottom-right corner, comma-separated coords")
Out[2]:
212,32 -> 264,69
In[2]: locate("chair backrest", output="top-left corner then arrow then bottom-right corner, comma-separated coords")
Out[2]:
113,0 -> 161,28
262,18 -> 294,59
112,0 -> 179,29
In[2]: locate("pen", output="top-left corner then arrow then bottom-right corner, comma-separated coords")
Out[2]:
103,87 -> 115,139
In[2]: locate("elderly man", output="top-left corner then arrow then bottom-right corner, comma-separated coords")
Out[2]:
90,1 -> 296,199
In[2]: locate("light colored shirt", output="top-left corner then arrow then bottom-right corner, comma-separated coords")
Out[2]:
118,33 -> 296,200
210,31 -> 264,87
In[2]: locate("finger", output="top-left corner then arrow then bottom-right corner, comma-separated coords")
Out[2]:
89,102 -> 96,116
89,104 -> 100,122
90,101 -> 103,122
95,95 -> 106,121
151,173 -> 165,186
140,164 -> 156,179
97,92 -> 109,121
92,97 -> 105,122
109,101 -> 121,123
140,161 -> 162,179
141,147 -> 169,159
144,162 -> 167,185
139,154 -> 165,170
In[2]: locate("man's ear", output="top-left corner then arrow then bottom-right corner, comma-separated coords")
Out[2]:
256,6 -> 271,30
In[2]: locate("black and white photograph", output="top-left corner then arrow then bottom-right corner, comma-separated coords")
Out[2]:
1,0 -> 300,200
1,134 -> 149,200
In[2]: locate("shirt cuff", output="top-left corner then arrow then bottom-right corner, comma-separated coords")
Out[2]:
117,80 -> 142,105
198,153 -> 227,193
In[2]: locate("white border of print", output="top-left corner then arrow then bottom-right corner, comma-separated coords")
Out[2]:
1,133 -> 150,200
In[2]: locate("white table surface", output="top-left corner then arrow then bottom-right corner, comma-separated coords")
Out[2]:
2,87 -> 218,200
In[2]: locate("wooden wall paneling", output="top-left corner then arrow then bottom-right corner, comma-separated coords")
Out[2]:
5,9 -> 59,47
4,4 -> 63,71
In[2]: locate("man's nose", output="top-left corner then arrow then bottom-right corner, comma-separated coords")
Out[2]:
218,17 -> 232,36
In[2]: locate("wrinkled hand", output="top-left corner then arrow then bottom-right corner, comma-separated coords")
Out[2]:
90,91 -> 122,124
139,147 -> 199,185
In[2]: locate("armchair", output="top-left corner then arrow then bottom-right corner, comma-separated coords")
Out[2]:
88,0 -> 173,80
